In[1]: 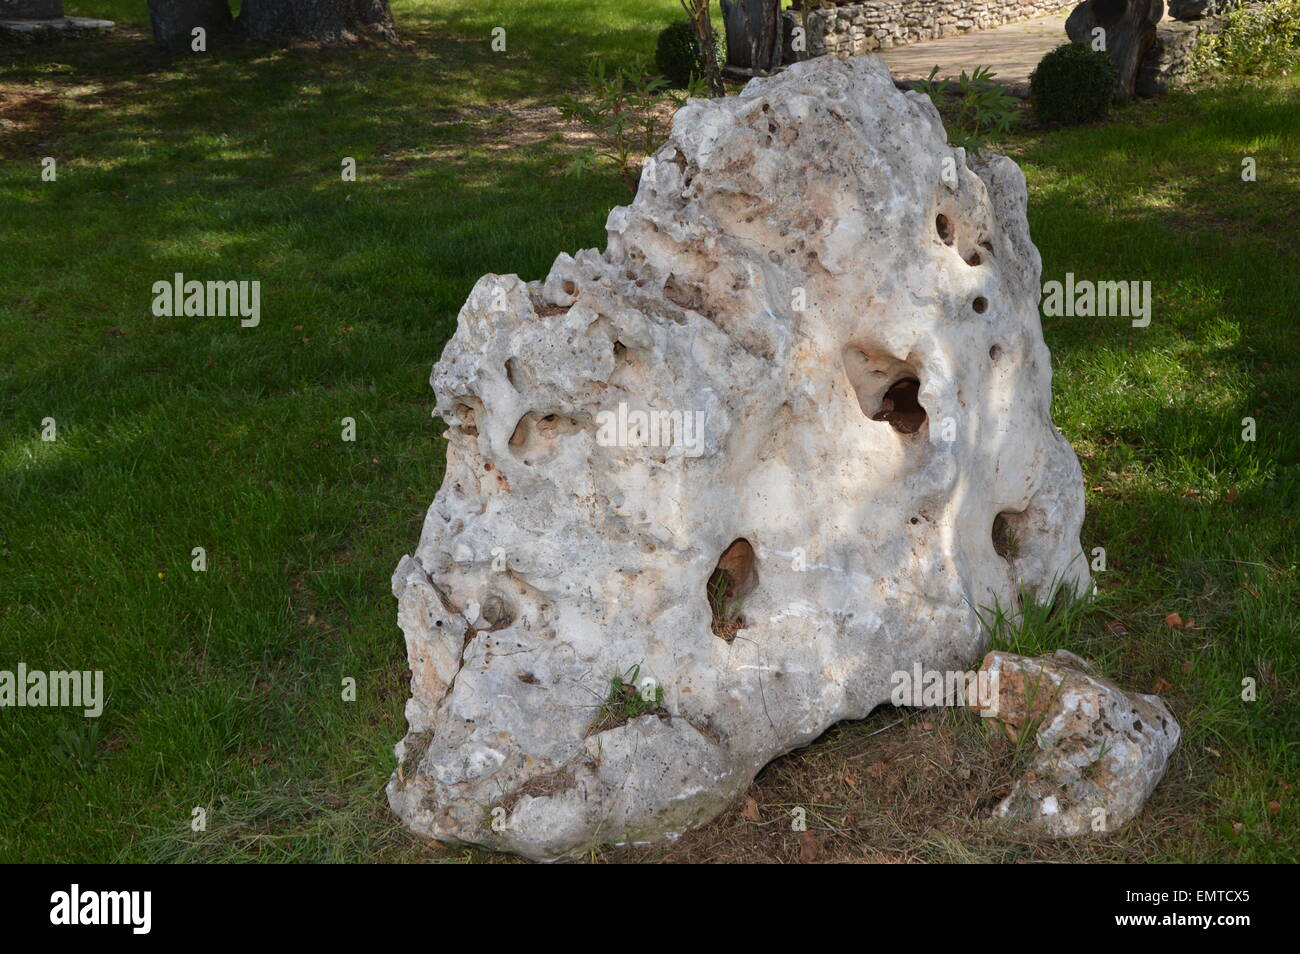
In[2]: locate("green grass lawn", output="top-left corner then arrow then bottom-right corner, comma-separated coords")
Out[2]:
1,1 -> 1295,862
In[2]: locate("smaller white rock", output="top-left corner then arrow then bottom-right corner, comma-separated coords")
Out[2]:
975,650 -> 1181,836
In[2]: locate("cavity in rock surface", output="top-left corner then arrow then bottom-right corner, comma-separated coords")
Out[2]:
388,55 -> 1091,861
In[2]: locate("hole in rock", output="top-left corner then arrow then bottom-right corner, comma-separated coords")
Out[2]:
992,512 -> 1021,560
989,344 -> 1002,360
508,412 -> 580,464
871,378 -> 928,435
562,280 -> 577,296
935,214 -> 954,245
479,593 -> 515,631
664,274 -> 704,313
505,358 -> 521,389
708,538 -> 757,643
454,400 -> 481,437
842,348 -> 927,437
972,296 -> 988,314
965,251 -> 982,267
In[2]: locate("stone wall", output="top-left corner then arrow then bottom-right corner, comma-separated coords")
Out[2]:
800,0 -> 1072,56
1137,17 -> 1222,96
0,0 -> 63,17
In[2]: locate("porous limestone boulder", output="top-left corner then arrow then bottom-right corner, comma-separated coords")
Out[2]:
975,650 -> 1180,835
388,54 -> 1092,861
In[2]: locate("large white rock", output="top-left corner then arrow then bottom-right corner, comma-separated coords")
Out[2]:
388,55 -> 1091,860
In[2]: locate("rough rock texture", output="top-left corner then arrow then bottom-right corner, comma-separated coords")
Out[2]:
389,54 -> 1091,861
976,650 -> 1180,835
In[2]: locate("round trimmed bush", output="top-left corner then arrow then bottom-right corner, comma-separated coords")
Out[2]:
1030,42 -> 1118,126
655,19 -> 721,88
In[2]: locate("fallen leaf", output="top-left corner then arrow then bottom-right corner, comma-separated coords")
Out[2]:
1244,583 -> 1260,598
1152,676 -> 1174,693
1206,746 -> 1221,758
843,773 -> 859,792
1105,619 -> 1129,637
741,796 -> 760,822
1267,800 -> 1281,815
920,721 -> 935,730
1181,660 -> 1194,674
1225,486 -> 1239,503
799,829 -> 820,863
1164,612 -> 1185,629
293,324 -> 303,331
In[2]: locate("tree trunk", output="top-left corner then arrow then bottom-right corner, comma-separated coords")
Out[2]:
720,0 -> 781,72
1066,0 -> 1165,101
237,0 -> 399,46
146,0 -> 237,52
680,0 -> 726,97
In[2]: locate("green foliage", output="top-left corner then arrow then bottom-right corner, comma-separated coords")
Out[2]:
707,570 -> 739,620
917,65 -> 1019,153
1193,0 -> 1300,77
50,721 -> 104,775
559,56 -> 705,194
594,664 -> 664,728
1029,42 -> 1117,126
655,18 -> 722,88
974,581 -> 1103,662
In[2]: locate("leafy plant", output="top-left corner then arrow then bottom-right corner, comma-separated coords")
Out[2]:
50,721 -> 103,774
707,570 -> 737,621
707,568 -> 749,641
587,663 -> 665,735
559,56 -> 706,194
1192,0 -> 1300,77
1029,43 -> 1117,126
972,578 -> 1101,661
655,18 -> 723,88
918,65 -> 1019,153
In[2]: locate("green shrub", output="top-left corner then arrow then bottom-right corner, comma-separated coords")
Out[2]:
1193,0 -> 1300,77
917,65 -> 1020,153
655,19 -> 721,88
1030,42 -> 1117,126
559,57 -> 703,194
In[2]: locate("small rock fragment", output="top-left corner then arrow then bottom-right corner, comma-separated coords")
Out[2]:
975,650 -> 1180,836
